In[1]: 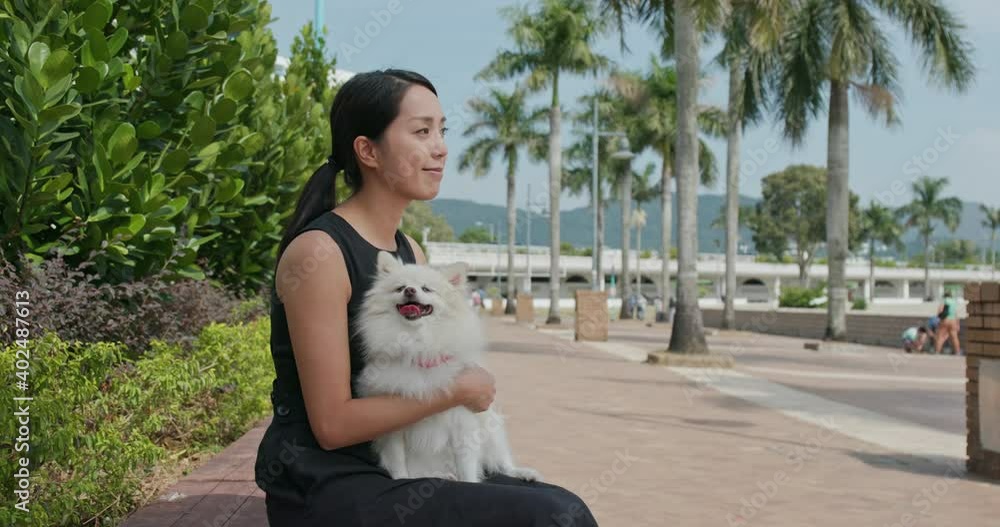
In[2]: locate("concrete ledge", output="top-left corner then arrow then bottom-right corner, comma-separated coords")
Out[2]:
645,350 -> 734,368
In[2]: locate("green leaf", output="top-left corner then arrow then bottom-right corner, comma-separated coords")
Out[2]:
82,0 -> 112,30
175,264 -> 206,280
43,73 -> 74,106
209,97 -> 236,123
180,5 -> 210,32
108,123 -> 137,165
214,176 -> 244,202
41,48 -> 75,86
28,42 -> 50,79
124,214 -> 146,235
87,206 -> 113,222
122,63 -> 141,92
41,173 -> 73,193
158,196 -> 189,219
165,31 -> 189,60
107,27 -> 128,56
189,115 -> 216,146
187,76 -> 221,89
76,67 -> 100,93
239,132 -> 265,155
149,173 -> 165,197
93,144 -> 112,196
137,120 -> 161,139
112,151 -> 145,180
162,149 -> 190,174
183,90 -> 205,109
220,43 -> 241,69
243,194 -> 269,206
222,69 -> 254,101
38,103 -> 82,124
187,231 -> 222,250
86,29 -> 110,63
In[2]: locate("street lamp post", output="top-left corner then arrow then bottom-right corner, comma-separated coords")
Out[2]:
585,98 -> 635,292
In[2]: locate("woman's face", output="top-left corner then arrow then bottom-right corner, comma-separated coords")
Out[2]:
372,85 -> 448,200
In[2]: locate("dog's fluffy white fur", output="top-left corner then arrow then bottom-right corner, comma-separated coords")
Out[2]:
355,251 -> 541,483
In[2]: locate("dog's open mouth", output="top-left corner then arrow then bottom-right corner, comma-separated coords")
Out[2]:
396,302 -> 433,320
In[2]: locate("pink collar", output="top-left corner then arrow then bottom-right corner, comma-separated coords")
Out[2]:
416,355 -> 454,368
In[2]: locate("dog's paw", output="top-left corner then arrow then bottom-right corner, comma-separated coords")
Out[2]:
507,466 -> 543,482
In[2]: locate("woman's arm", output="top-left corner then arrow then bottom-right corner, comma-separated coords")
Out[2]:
277,231 -> 483,451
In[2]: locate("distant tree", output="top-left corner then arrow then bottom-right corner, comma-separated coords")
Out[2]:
459,226 -> 494,244
935,239 -> 979,265
897,176 -> 962,300
744,165 -> 860,285
859,202 -> 903,303
980,204 -> 1000,272
401,201 -> 454,251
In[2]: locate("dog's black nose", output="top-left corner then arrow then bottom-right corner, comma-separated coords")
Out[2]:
403,287 -> 416,298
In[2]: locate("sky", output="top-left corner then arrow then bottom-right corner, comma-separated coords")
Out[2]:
267,0 -> 999,212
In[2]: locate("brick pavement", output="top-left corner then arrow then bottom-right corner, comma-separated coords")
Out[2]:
121,316 -> 998,526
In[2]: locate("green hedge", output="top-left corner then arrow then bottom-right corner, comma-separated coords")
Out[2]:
779,285 -> 826,308
0,318 -> 273,526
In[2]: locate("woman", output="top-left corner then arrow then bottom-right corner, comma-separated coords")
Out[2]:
933,291 -> 962,355
254,69 -> 599,526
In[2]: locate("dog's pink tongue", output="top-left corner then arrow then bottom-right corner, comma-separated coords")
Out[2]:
398,304 -> 421,317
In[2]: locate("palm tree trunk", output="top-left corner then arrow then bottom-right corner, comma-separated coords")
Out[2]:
619,167 -> 633,319
667,0 -> 708,353
924,231 -> 932,301
546,73 -> 562,325
504,151 -> 517,315
825,80 -> 849,341
658,151 -> 672,322
723,60 -> 742,330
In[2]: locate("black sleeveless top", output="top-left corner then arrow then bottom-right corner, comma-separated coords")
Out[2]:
254,210 -> 417,507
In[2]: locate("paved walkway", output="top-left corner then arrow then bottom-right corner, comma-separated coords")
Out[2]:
122,316 -> 998,526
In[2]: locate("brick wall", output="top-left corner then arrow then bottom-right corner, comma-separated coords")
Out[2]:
701,308 -> 961,349
964,283 -> 1000,480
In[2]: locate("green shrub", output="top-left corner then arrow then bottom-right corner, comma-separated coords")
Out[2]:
779,285 -> 826,308
0,319 -> 272,526
0,1 -> 335,294
852,297 -> 868,310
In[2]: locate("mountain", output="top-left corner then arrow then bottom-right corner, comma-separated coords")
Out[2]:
428,196 -> 997,258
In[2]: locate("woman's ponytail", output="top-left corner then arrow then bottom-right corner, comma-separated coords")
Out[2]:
276,158 -> 339,261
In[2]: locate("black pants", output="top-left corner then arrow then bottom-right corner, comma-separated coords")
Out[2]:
265,472 -> 599,526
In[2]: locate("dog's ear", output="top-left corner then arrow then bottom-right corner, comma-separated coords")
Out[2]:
376,251 -> 402,275
438,262 -> 467,286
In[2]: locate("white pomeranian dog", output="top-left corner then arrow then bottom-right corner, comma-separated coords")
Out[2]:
355,251 -> 542,483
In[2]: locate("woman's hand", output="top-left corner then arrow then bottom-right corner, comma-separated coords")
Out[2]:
450,366 -> 496,413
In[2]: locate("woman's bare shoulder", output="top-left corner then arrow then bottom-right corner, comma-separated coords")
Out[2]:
276,230 -> 351,304
402,233 -> 426,264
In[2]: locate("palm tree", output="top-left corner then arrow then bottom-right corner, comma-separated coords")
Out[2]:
459,88 -> 545,314
478,0 -> 610,325
611,57 -> 722,323
776,0 -> 975,340
979,204 -> 1000,279
602,0 -> 727,352
897,176 -> 963,301
859,202 -> 903,304
717,1 -> 789,329
564,95 -> 623,295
